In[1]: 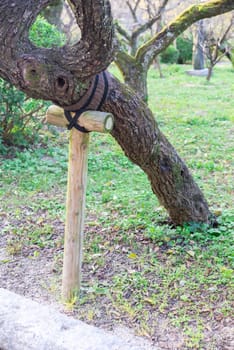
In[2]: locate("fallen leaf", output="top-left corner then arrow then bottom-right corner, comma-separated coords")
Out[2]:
187,250 -> 195,257
128,252 -> 137,259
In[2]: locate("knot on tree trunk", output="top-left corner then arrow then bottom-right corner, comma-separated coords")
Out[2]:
17,54 -> 77,101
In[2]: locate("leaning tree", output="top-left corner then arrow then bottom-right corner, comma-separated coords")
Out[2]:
0,0 -> 233,226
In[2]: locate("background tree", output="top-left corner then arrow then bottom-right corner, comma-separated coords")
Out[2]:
114,0 -> 171,100
113,0 -> 233,101
204,15 -> 233,80
0,0 -> 234,226
192,20 -> 206,69
205,13 -> 233,78
192,11 -> 233,73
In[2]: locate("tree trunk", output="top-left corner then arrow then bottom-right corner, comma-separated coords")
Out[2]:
102,73 -> 212,226
115,58 -> 148,101
206,65 -> 213,81
193,20 -> 206,70
154,57 -> 164,78
230,49 -> 234,68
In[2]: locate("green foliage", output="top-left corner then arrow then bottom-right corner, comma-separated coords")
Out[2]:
160,45 -> 179,64
0,79 -> 48,151
29,15 -> 66,48
176,35 -> 193,64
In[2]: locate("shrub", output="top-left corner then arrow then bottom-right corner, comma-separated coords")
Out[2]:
160,45 -> 179,64
176,36 -> 193,64
29,15 -> 66,48
0,79 -> 47,150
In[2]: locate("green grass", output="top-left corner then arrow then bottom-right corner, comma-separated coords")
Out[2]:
0,63 -> 233,349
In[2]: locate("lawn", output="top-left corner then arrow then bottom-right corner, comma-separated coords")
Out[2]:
0,63 -> 233,349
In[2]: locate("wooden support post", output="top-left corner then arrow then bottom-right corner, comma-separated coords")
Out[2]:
46,106 -> 114,300
62,128 -> 88,300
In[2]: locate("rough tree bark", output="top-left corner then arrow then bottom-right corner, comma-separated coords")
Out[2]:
103,76 -> 211,225
0,0 -> 234,225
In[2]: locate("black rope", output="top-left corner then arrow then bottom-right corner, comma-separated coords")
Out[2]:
64,71 -> 109,133
64,109 -> 89,133
82,74 -> 99,110
97,71 -> 109,110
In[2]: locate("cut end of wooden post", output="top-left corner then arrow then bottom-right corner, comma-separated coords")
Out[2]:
46,105 -> 114,133
105,114 -> 114,131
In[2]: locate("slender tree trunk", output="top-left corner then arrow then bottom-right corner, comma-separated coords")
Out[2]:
154,57 -> 164,78
206,65 -> 213,81
102,73 -> 212,225
231,49 -> 234,68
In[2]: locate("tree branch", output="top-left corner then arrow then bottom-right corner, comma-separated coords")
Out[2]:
219,15 -> 234,44
132,15 -> 161,41
126,0 -> 141,22
115,21 -> 131,43
147,0 -> 169,18
136,0 -> 234,68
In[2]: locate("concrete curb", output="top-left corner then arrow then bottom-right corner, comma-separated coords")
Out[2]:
185,68 -> 209,77
0,288 -> 155,350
